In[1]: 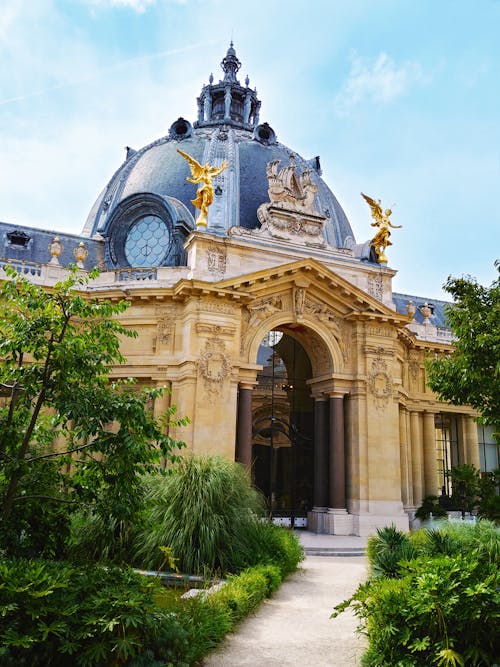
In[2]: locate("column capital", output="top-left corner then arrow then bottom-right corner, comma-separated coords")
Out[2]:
238,382 -> 256,391
328,391 -> 348,399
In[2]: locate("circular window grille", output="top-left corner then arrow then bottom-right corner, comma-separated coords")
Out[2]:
124,215 -> 170,267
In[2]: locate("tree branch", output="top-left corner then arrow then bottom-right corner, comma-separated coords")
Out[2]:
25,442 -> 94,462
13,495 -> 78,505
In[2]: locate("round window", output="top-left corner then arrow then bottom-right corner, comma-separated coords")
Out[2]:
124,215 -> 170,267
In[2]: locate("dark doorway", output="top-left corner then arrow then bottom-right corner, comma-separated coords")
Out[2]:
252,331 -> 314,522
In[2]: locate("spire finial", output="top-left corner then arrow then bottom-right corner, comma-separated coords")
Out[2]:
221,42 -> 240,83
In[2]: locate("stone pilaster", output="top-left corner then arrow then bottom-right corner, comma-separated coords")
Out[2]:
423,411 -> 439,497
410,411 -> 424,507
235,384 -> 253,467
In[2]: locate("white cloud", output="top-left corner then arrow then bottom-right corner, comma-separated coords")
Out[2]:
335,52 -> 426,115
82,0 -> 158,11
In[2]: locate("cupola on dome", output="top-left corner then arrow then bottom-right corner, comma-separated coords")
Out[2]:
82,44 -> 355,269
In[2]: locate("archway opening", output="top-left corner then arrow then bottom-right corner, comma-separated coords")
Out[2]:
252,330 -> 314,523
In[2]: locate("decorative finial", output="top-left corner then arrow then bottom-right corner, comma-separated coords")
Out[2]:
177,149 -> 228,229
361,193 -> 402,264
221,42 -> 241,83
245,74 -> 250,87
405,300 -> 416,319
48,236 -> 63,265
73,241 -> 88,269
209,72 -> 213,84
420,302 -> 432,321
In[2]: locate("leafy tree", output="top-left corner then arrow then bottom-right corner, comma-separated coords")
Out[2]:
0,266 -> 186,558
426,263 -> 500,434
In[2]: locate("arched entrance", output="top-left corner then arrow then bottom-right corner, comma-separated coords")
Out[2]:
252,330 -> 314,524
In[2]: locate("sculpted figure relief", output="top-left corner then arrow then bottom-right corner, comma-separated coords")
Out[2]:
266,156 -> 318,214
177,149 -> 228,227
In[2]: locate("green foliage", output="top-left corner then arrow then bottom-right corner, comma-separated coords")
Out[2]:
478,468 -> 500,523
238,518 -> 305,577
448,464 -> 481,514
176,563 -> 283,664
366,524 -> 418,579
132,455 -> 265,574
0,266 -> 186,558
425,264 -> 500,433
415,495 -> 448,521
0,555 -> 294,665
333,522 -> 500,666
0,559 -> 189,666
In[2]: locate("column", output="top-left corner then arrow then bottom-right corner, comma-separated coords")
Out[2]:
399,407 -> 410,506
235,384 -> 253,467
423,411 -> 439,497
465,415 -> 480,470
410,411 -> 423,506
313,397 -> 328,510
329,394 -> 346,509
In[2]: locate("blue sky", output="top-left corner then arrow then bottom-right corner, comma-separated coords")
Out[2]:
1,0 -> 499,299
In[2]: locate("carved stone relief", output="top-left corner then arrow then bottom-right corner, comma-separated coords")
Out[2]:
293,287 -> 306,319
206,242 -> 227,277
408,351 -> 420,383
366,325 -> 394,338
367,351 -> 393,410
302,298 -> 349,364
196,323 -> 234,337
367,274 -> 383,301
247,296 -> 283,322
240,296 -> 284,356
154,306 -> 177,352
197,297 -> 236,314
198,334 -> 230,402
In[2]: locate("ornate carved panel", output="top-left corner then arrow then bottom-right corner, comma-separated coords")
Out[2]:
198,333 -> 230,402
367,274 -> 383,301
367,351 -> 393,410
303,298 -> 349,364
206,241 -> 227,277
197,297 -> 236,314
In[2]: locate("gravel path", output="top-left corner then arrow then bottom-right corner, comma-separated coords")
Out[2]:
202,556 -> 367,667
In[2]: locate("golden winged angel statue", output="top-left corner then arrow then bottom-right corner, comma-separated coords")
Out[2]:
177,149 -> 228,228
361,193 -> 402,264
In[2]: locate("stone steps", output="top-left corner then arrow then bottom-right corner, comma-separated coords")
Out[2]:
304,546 -> 366,557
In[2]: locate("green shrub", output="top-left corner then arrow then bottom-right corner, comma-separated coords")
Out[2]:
132,455 -> 266,574
179,563 -> 281,664
366,524 -> 418,579
238,519 -> 304,577
334,522 -> 500,666
68,510 -> 139,565
415,494 -> 448,521
0,559 -> 188,666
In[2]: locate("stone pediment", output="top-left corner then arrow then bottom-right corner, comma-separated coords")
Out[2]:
215,258 -> 407,325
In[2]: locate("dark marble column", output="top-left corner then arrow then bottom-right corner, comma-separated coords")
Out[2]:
313,397 -> 328,509
329,394 -> 346,509
235,385 -> 253,467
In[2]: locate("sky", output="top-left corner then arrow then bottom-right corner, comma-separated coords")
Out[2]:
1,0 -> 499,300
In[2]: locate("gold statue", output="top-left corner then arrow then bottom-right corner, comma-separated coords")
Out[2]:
177,149 -> 228,228
361,193 -> 401,264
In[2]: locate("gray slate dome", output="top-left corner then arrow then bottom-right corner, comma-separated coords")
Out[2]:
82,44 -> 355,269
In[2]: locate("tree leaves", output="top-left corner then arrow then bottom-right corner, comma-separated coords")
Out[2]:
0,266 -> 186,558
426,264 -> 500,433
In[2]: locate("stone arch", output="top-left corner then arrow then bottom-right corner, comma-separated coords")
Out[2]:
246,315 -> 344,375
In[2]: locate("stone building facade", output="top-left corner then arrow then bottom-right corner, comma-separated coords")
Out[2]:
1,45 -> 497,535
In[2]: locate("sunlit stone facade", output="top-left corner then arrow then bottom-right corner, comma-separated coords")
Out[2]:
1,45 -> 495,535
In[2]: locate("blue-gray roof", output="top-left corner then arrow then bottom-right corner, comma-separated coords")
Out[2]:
0,222 -> 103,271
393,292 -> 452,328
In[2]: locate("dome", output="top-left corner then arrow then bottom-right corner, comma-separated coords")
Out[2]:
82,44 -> 355,269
